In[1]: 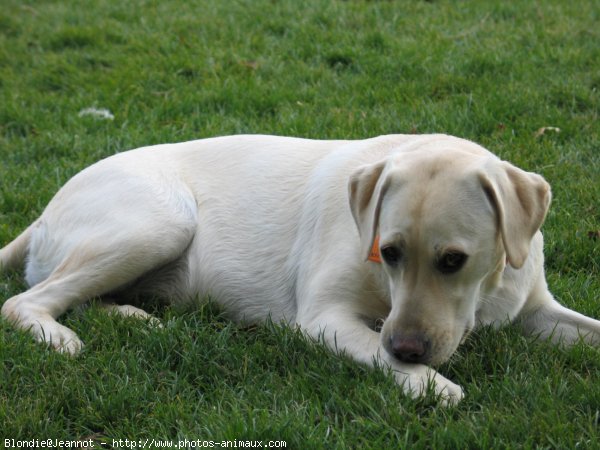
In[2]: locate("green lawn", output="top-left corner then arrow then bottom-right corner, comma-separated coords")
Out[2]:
1,0 -> 599,447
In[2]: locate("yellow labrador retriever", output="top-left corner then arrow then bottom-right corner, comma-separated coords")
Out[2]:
2,134 -> 599,405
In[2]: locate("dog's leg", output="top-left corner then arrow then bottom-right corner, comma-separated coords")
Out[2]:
518,272 -> 600,345
299,306 -> 464,406
2,197 -> 197,354
3,264 -> 99,354
1,234 -> 189,354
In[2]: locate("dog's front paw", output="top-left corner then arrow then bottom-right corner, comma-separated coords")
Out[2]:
395,367 -> 464,406
430,375 -> 464,407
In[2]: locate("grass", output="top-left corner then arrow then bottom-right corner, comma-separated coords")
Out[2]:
0,0 -> 599,447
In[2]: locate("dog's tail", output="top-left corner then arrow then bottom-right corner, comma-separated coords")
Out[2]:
0,222 -> 34,272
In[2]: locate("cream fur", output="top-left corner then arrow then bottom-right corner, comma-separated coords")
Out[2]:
2,134 -> 598,405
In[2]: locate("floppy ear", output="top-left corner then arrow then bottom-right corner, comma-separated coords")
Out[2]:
348,159 -> 390,261
479,161 -> 551,268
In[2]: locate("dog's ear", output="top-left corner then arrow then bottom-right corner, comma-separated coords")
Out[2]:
348,159 -> 390,261
479,161 -> 551,268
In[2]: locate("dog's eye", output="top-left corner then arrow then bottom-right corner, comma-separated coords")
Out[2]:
381,246 -> 402,267
437,251 -> 468,274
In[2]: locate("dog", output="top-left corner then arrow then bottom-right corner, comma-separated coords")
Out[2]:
2,134 -> 599,405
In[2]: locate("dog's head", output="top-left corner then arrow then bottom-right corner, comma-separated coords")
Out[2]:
348,138 -> 551,366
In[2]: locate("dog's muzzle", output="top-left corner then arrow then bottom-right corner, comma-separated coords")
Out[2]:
389,332 -> 431,364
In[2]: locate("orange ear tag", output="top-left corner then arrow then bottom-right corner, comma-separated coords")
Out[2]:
367,235 -> 382,263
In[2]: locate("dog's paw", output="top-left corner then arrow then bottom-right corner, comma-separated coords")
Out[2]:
30,320 -> 84,356
101,303 -> 163,328
396,367 -> 464,406
2,299 -> 84,355
432,376 -> 464,407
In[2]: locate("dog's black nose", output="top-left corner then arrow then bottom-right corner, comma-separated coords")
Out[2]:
390,333 -> 431,364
